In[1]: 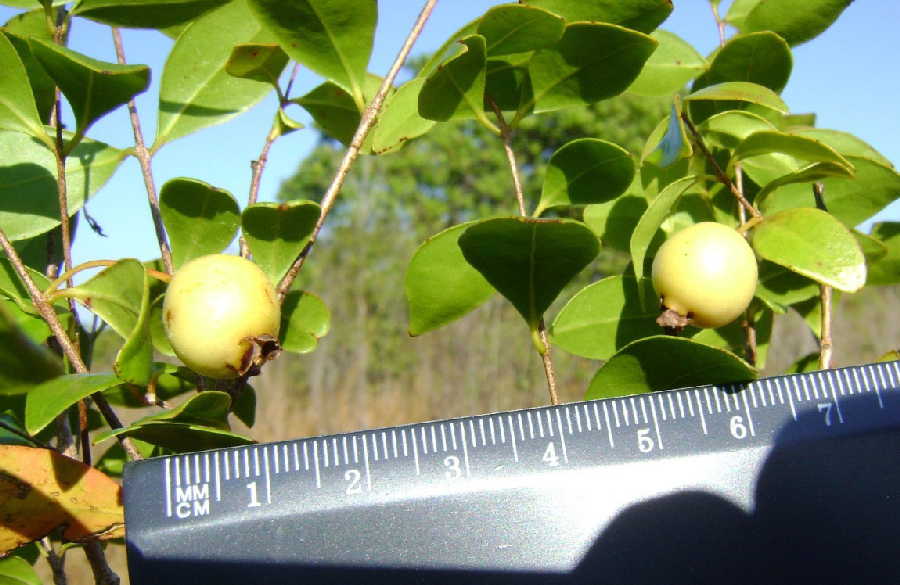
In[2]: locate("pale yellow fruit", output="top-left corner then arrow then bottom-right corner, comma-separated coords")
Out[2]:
651,222 -> 757,329
163,254 -> 280,379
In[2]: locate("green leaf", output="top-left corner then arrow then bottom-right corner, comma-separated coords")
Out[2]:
0,556 -> 40,585
71,0 -> 231,28
754,260 -> 819,312
95,438 -> 155,477
792,128 -> 893,168
759,157 -> 900,228
225,43 -> 288,87
751,207 -> 866,293
734,130 -> 852,170
698,110 -> 776,149
97,421 -> 253,452
405,222 -> 494,336
630,175 -> 698,281
271,108 -> 303,138
56,259 -> 146,338
0,131 -> 126,241
476,4 -> 564,57
784,352 -> 820,374
24,373 -> 119,435
159,177 -> 240,269
688,302 -> 773,369
627,31 -> 707,97
112,264 -> 152,386
28,39 -> 150,147
0,32 -> 45,139
294,80 -> 360,146
371,77 -> 435,154
642,102 -> 692,168
586,336 -> 757,400
458,217 -> 599,329
584,192 -> 648,253
739,0 -> 852,46
723,0 -> 760,31
241,200 -> 320,286
247,0 -> 375,107
0,302 -> 62,395
867,222 -> 900,286
685,81 -> 788,114
535,138 -> 634,216
3,11 -> 56,123
419,35 -> 491,126
484,57 -> 533,113
523,0 -> 673,33
134,391 -> 232,427
551,275 -> 659,360
232,384 -> 256,428
525,22 -> 656,115
154,0 -> 276,149
280,290 -> 330,353
753,161 -> 854,209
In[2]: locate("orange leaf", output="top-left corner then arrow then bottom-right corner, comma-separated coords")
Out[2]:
0,445 -> 124,554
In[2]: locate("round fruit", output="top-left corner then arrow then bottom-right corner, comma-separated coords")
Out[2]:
163,254 -> 281,379
651,222 -> 757,329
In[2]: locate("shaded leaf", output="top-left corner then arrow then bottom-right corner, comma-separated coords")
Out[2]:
419,35 -> 490,125
242,200 -> 320,286
247,0 -> 375,105
0,445 -> 124,554
867,222 -> 900,286
535,138 -> 634,216
232,385 -> 256,428
29,39 -> 149,146
154,0 -> 275,149
225,43 -> 288,86
0,303 -> 62,395
55,259 -> 146,338
24,373 -> 119,435
71,0 -> 230,28
132,390 -> 231,428
0,32 -> 45,139
159,177 -> 240,268
405,222 -> 494,336
551,275 -> 659,360
642,102 -> 692,169
280,290 -> 330,354
586,335 -> 756,400
689,303 -> 773,370
584,192 -> 648,252
685,81 -> 788,114
476,4 -> 564,57
458,217 -> 598,329
738,0 -> 852,46
294,80 -> 360,146
0,131 -> 126,241
754,260 -> 818,312
785,352 -> 821,374
524,0 -> 673,33
752,161 -> 854,209
734,130 -> 852,170
371,77 -> 435,154
484,58 -> 533,113
751,207 -> 866,293
94,438 -> 155,477
628,30 -> 707,97
630,175 -> 697,281
526,22 -> 656,115
97,421 -> 253,452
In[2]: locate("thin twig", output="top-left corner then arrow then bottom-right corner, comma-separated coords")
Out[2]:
84,542 -> 119,585
240,125 -> 278,258
680,111 -> 761,219
41,538 -> 68,585
111,27 -> 174,274
282,62 -> 302,102
487,97 -> 527,216
813,182 -> 833,369
0,229 -> 142,461
277,0 -> 439,300
538,323 -> 559,405
709,1 -> 727,47
734,164 -> 757,365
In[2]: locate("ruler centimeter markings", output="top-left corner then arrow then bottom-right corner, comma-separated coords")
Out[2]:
125,361 -> 900,584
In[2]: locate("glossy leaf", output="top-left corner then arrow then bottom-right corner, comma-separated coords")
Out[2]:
685,81 -> 788,114
159,177 -> 240,268
698,110 -> 775,149
0,32 -> 44,139
737,0 -> 852,46
867,222 -> 900,286
405,222 -> 494,336
0,258 -> 55,314
753,161 -> 854,209
759,157 -> 900,228
55,259 -> 146,339
792,128 -> 892,168
524,0 -> 673,33
371,77 -> 435,154
3,11 -> 55,123
734,130 -> 852,170
630,175 -> 698,281
280,290 -> 330,353
476,4 -> 564,56
0,555 -> 40,584
112,263 -> 152,386
225,43 -> 288,86
419,35 -> 489,124
29,39 -> 150,145
97,421 -> 253,452
551,275 -> 659,360
241,200 -> 320,286
71,0 -> 230,28
751,207 -> 866,293
699,32 -> 792,92
0,131 -> 126,241
294,81 -> 361,146
0,445 -> 124,554
628,31 -> 707,97
247,0 -> 375,105
586,335 -> 756,400
154,0 -> 275,149
536,139 -> 633,216
458,218 -> 599,329
24,373 -> 119,435
0,302 -> 62,395
526,23 -> 656,115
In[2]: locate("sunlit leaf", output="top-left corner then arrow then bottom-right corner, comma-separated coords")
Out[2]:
371,77 -> 435,154
71,0 -> 230,28
0,32 -> 45,139
734,130 -> 852,170
685,81 -> 788,114
2,11 -> 55,123
0,554 -> 41,584
419,35 -> 489,124
24,373 -> 119,435
55,259 -> 146,338
159,177 -> 240,268
294,80 -> 360,146
524,0 -> 672,33
280,290 -> 330,353
476,4 -> 564,57
225,43 -> 288,87
735,0 -> 852,46
867,222 -> 900,286
792,128 -> 892,168
241,200 -> 320,286
628,31 -> 707,97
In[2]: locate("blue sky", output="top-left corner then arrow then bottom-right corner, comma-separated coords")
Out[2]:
1,0 -> 898,270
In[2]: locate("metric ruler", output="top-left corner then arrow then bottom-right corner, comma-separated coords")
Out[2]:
124,361 -> 900,584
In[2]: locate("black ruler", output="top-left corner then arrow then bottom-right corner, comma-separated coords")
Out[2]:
124,361 -> 900,584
